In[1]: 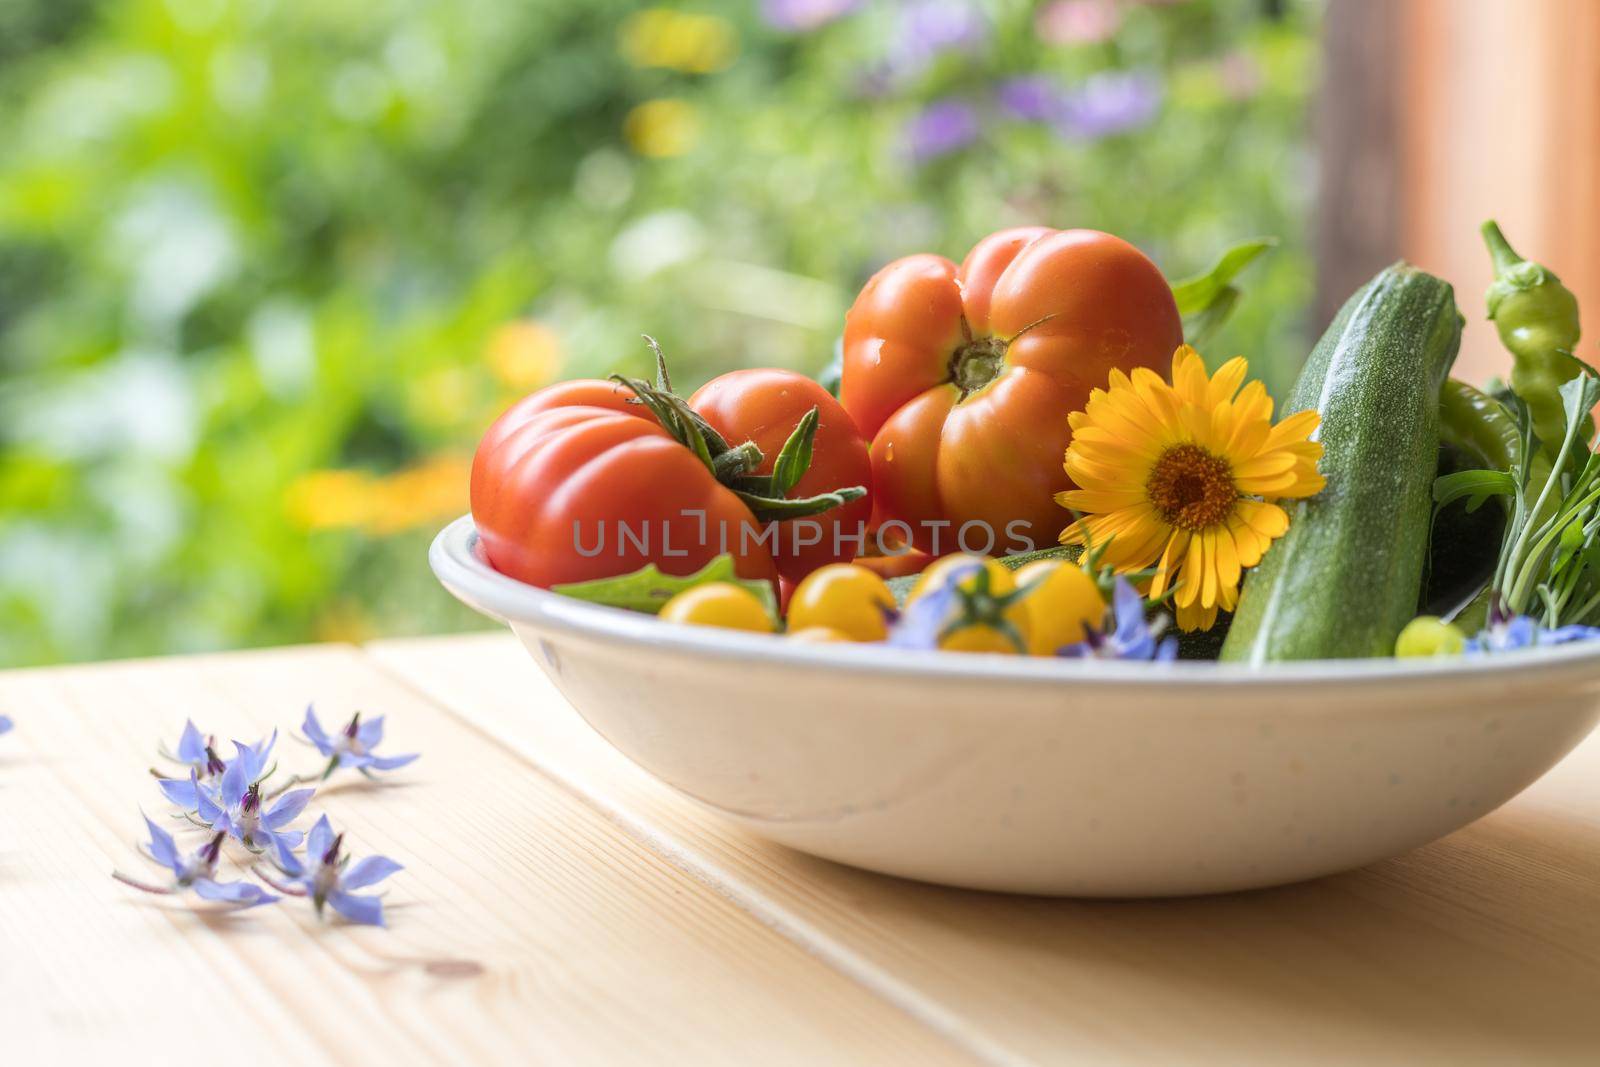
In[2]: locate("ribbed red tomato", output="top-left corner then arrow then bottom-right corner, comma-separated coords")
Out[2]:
470,387 -> 778,589
841,227 -> 1183,555
691,369 -> 872,583
471,370 -> 869,590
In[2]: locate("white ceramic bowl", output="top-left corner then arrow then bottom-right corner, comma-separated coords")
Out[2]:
432,515 -> 1600,897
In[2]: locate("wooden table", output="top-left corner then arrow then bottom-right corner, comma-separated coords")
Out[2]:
4,634 -> 1600,1065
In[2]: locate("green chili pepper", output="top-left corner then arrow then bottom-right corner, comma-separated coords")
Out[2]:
1482,220 -> 1586,452
1438,377 -> 1520,475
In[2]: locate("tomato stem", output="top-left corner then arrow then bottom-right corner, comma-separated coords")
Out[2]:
949,337 -> 1007,397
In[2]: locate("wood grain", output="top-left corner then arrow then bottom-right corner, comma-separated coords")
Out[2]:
0,646 -> 972,1065
373,632 -> 1600,1066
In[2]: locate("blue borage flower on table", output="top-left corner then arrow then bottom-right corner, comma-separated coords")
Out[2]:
259,815 -> 402,927
1059,577 -> 1179,662
156,727 -> 277,810
111,815 -> 277,909
299,705 -> 419,781
194,753 -> 315,867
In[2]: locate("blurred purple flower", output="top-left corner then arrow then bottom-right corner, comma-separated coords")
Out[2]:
904,98 -> 980,162
896,0 -> 988,70
997,75 -> 1069,123
0,715 -> 11,735
1464,608 -> 1600,654
266,814 -> 402,927
112,817 -> 278,908
886,569 -> 970,650
1035,0 -> 1122,46
762,0 -> 861,33
1060,578 -> 1178,661
301,705 -> 418,780
1056,70 -> 1162,139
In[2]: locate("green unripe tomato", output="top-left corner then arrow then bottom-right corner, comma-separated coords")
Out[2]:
1395,616 -> 1467,658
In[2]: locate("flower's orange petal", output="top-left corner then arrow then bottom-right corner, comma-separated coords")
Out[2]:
1173,349 -> 1211,406
1237,471 -> 1298,495
1148,529 -> 1189,597
1214,524 -> 1242,590
1274,472 -> 1327,499
1176,598 -> 1218,633
1206,357 -> 1249,406
1226,413 -> 1272,461
1231,380 -> 1274,426
1060,488 -> 1149,513
1264,409 -> 1321,450
1179,404 -> 1215,449
1065,454 -> 1145,490
1236,499 -> 1290,539
1199,527 -> 1219,608
1175,534 -> 1206,607
1225,514 -> 1263,568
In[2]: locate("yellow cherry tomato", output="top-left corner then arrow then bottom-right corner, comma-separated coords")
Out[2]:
1014,559 -> 1106,656
1395,615 -> 1466,658
907,553 -> 1031,654
937,624 -> 1023,654
787,625 -> 853,643
659,582 -> 775,633
787,563 -> 896,641
909,553 -> 1017,601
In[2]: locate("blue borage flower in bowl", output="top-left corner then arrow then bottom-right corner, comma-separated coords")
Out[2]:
261,814 -> 402,927
299,705 -> 419,781
1465,609 -> 1600,654
111,815 -> 277,909
1059,577 -> 1178,662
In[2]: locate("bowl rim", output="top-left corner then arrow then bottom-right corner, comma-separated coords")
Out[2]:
431,514 -> 1600,690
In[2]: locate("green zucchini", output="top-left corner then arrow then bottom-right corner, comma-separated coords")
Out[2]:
1221,264 -> 1462,663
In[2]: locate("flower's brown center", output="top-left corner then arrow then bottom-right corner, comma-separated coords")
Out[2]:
1146,444 -> 1237,531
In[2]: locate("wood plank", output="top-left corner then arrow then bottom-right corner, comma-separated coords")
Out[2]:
0,646 -> 972,1065
373,632 -> 1600,1066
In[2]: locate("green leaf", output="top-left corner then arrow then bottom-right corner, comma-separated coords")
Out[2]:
770,406 -> 819,496
1434,469 -> 1518,512
551,556 -> 777,617
1169,237 -> 1278,316
1181,286 -> 1240,349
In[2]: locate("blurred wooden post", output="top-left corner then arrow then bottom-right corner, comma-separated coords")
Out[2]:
1319,0 -> 1600,385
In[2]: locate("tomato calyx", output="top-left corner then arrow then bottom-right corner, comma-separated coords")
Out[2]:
939,564 -> 1034,653
945,313 -> 1057,400
611,338 -> 867,524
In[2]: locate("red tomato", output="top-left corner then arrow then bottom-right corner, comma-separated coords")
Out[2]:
691,369 -> 872,583
471,390 -> 778,589
840,227 -> 1182,555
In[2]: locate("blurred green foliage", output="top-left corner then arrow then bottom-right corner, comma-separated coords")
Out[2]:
0,0 -> 1320,666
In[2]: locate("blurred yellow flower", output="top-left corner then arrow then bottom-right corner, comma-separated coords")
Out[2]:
284,454 -> 471,535
624,99 -> 701,158
284,470 -> 375,531
366,454 -> 471,534
486,319 -> 563,390
619,10 -> 737,74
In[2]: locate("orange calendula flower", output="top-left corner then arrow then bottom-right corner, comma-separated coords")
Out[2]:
1058,345 -> 1325,631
